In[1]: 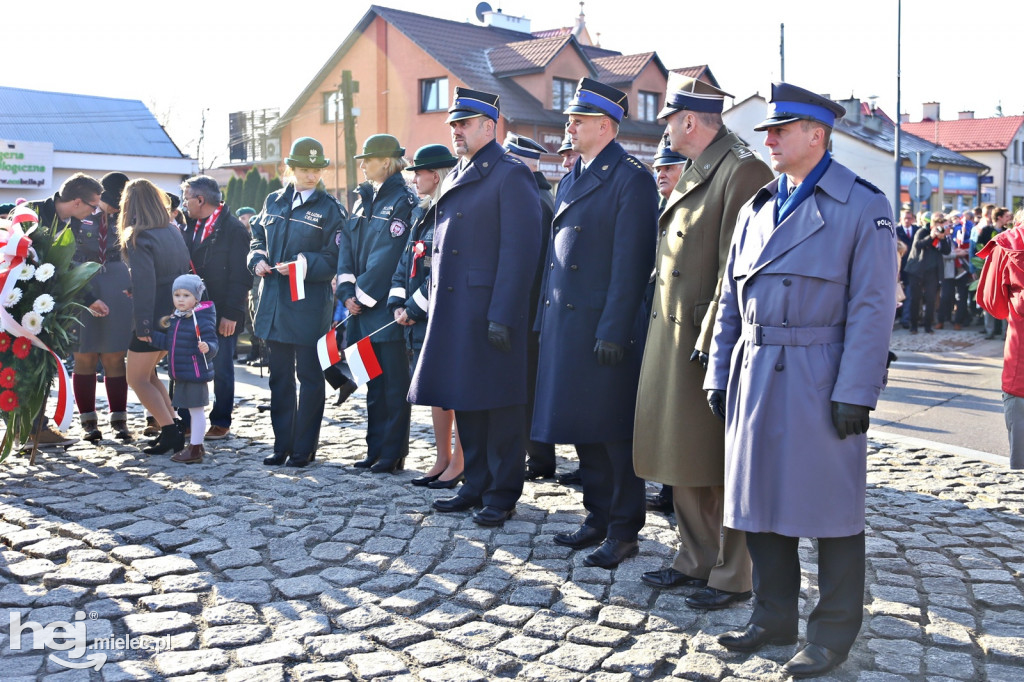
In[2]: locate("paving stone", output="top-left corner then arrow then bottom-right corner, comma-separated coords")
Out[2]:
130,556 -> 199,579
43,561 -> 123,587
366,620 -> 432,647
98,660 -> 157,681
922,647 -> 978,679
223,663 -> 285,682
304,633 -> 376,659
3,527 -> 50,549
415,602 -> 478,629
139,592 -> 201,613
208,548 -> 262,571
21,537 -> 86,560
379,588 -> 437,615
973,583 -> 1024,608
567,623 -> 631,647
440,621 -> 510,649
94,583 -> 153,599
455,588 -> 499,610
672,651 -> 727,680
153,648 -> 228,676
272,575 -> 330,599
466,649 -> 520,675
320,567 -> 375,586
497,633 -> 558,660
419,663 -> 489,682
154,572 -> 214,593
260,601 -> 331,639
201,623 -> 271,648
4,558 -> 57,580
123,611 -> 194,637
332,605 -> 392,631
290,662 -> 354,681
346,651 -> 408,679
110,545 -> 161,564
117,521 -> 175,542
483,604 -> 536,627
403,638 -> 466,666
224,566 -> 276,581
234,638 -> 304,665
524,611 -> 587,640
0,583 -> 47,606
212,581 -> 273,605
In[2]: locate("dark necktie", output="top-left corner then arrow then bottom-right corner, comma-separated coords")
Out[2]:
98,213 -> 107,266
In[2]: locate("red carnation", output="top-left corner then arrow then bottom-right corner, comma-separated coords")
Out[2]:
0,332 -> 10,353
0,389 -> 18,412
0,367 -> 14,389
11,337 -> 30,359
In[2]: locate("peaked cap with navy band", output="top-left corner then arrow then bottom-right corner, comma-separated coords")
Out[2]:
407,144 -> 458,171
657,75 -> 733,119
753,82 -> 847,131
446,87 -> 500,123
563,78 -> 629,122
503,133 -> 547,160
653,139 -> 687,167
557,131 -> 574,154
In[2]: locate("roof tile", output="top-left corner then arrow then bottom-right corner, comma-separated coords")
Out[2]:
901,116 -> 1024,152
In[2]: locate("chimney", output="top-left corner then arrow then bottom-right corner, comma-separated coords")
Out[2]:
838,97 -> 861,124
482,9 -> 532,33
900,113 -> 910,124
922,102 -> 940,121
958,110 -> 975,120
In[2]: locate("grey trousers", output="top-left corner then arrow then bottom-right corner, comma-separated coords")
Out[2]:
1002,392 -> 1024,469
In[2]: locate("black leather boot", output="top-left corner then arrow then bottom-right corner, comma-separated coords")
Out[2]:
142,424 -> 185,455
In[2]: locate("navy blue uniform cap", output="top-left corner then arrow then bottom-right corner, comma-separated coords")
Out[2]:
446,87 -> 500,123
563,78 -> 629,122
754,82 -> 847,131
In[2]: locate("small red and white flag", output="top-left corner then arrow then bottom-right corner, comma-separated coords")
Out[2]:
316,326 -> 343,370
343,336 -> 382,386
284,258 -> 306,301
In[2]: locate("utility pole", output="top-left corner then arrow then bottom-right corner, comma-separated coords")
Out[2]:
334,84 -> 342,197
894,0 -> 902,215
341,70 -> 360,210
780,24 -> 785,81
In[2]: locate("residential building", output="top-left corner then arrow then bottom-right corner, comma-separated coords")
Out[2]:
0,86 -> 194,204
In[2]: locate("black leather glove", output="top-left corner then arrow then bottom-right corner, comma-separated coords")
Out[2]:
594,339 -> 624,366
831,401 -> 870,440
487,321 -> 511,353
707,389 -> 726,421
689,349 -> 709,370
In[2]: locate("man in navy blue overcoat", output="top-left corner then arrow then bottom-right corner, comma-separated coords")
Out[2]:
532,78 -> 659,568
408,88 -> 542,527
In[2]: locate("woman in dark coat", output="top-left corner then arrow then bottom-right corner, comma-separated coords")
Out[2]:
118,179 -> 191,454
72,172 -> 134,442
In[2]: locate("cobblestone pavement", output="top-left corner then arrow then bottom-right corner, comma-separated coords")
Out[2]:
1,390 -> 1023,681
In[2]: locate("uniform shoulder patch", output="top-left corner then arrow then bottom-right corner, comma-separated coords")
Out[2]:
390,219 -> 407,238
874,217 -> 895,236
502,154 -> 524,165
730,143 -> 754,160
623,155 -> 647,173
855,177 -> 885,194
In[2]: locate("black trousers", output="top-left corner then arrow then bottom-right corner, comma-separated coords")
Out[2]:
454,405 -> 525,510
365,340 -> 411,465
746,531 -> 865,655
576,440 -> 646,541
907,273 -> 939,332
938,277 -> 970,325
524,333 -> 556,471
267,341 -> 325,457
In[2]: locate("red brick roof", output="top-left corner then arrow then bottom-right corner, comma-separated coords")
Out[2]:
487,36 -> 572,76
532,27 -> 572,38
902,116 -> 1024,152
592,53 -> 654,84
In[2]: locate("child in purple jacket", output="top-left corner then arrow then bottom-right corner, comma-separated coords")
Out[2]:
150,274 -> 218,463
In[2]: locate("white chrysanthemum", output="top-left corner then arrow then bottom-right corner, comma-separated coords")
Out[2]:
34,263 -> 55,282
21,311 -> 43,334
17,263 -> 35,281
2,288 -> 23,308
33,294 -> 55,314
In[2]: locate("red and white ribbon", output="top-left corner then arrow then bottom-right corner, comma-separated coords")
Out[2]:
0,210 -> 38,313
0,307 -> 74,431
410,240 -> 426,278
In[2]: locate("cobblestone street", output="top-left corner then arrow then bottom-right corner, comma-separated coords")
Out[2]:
1,379 -> 1023,681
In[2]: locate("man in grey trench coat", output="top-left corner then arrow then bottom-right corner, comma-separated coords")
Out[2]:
705,83 -> 896,679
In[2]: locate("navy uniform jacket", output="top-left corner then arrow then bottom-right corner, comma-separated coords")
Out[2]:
531,140 -> 659,444
408,140 -> 542,410
248,185 -> 344,346
387,197 -> 434,351
182,206 -> 252,325
337,173 -> 417,345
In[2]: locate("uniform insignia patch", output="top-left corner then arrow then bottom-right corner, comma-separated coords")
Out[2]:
382,206 -> 394,217
390,220 -> 407,238
335,231 -> 342,245
875,217 -> 894,236
305,211 -> 323,223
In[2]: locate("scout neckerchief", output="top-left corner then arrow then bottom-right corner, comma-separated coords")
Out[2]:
775,151 -> 832,225
197,203 -> 224,243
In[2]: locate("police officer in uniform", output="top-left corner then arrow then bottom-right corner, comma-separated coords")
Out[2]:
532,78 -> 659,569
634,77 -> 773,610
250,137 -> 345,468
408,88 -> 543,527
707,84 -> 896,678
337,134 -> 418,474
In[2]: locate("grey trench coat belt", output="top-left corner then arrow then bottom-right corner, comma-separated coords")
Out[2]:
742,323 -> 846,347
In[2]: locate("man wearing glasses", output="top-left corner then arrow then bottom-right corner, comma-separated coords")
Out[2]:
905,211 -> 951,334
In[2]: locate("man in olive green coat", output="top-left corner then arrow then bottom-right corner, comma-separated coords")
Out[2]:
633,76 -> 773,609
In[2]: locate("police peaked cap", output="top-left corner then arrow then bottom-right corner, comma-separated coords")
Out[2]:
407,144 -> 458,171
354,134 -> 405,159
658,75 -> 733,119
754,82 -> 847,131
503,133 -> 547,160
564,78 -> 629,122
557,132 -> 574,154
653,139 -> 687,167
285,137 -> 330,168
446,87 -> 500,123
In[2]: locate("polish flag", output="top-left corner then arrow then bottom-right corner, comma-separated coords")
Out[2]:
343,337 -> 382,386
286,258 -> 306,301
316,326 -> 343,370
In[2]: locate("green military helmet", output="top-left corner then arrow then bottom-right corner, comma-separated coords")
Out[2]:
353,134 -> 405,159
407,144 -> 458,171
285,137 -> 330,168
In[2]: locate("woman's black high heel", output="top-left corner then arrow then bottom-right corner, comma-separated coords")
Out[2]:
411,472 -> 442,486
370,456 -> 405,474
428,473 -> 464,489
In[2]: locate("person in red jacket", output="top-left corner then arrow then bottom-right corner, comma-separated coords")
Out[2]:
976,208 -> 1024,469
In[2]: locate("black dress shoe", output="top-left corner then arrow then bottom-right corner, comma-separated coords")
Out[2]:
285,452 -> 316,468
583,538 -> 638,568
369,456 -> 405,473
640,567 -> 708,589
334,378 -> 358,406
411,473 -> 442,486
783,643 -> 848,678
555,469 -> 582,485
472,506 -> 514,526
427,474 -> 464,489
553,525 -> 605,549
718,623 -> 798,652
524,464 -> 555,480
263,451 -> 289,466
353,454 -> 380,469
645,493 -> 673,514
685,586 -> 753,610
432,495 -> 482,513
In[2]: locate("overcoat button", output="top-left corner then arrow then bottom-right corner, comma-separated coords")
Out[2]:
447,286 -> 454,292
570,264 -> 578,271
545,300 -> 550,306
438,210 -> 444,217
652,311 -> 657,318
550,263 -> 554,269
574,226 -> 581,232
677,231 -> 683,237
671,270 -> 679,277
452,249 -> 459,255
775,363 -> 784,371
669,314 -> 677,322
661,230 -> 666,236
566,303 -> 575,310
456,212 -> 463,218
434,247 -> 439,253
783,278 -> 792,286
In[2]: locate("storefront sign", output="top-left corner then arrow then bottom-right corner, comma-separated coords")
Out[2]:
0,140 -> 53,190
